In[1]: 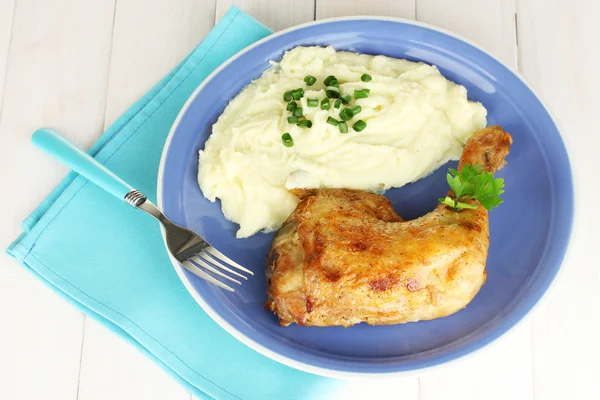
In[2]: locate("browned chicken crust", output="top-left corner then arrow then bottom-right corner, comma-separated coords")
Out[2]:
265,126 -> 512,327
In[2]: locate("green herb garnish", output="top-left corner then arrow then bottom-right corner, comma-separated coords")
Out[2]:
297,119 -> 312,128
324,75 -> 339,87
352,119 -> 367,132
350,105 -> 361,115
338,121 -> 348,133
354,89 -> 370,99
438,164 -> 505,211
291,88 -> 304,100
340,94 -> 351,105
304,75 -> 317,86
307,98 -> 319,107
282,133 -> 294,147
326,86 -> 340,98
339,108 -> 354,121
326,117 -> 338,126
361,73 -> 372,82
321,98 -> 331,110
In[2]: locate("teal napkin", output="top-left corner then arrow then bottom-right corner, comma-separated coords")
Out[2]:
6,7 -> 348,400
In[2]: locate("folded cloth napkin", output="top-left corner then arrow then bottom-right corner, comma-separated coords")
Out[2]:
6,7 -> 364,400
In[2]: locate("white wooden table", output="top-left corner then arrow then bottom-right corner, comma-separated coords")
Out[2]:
0,1 -> 598,399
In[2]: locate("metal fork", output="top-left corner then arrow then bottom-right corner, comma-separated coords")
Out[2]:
32,128 -> 252,291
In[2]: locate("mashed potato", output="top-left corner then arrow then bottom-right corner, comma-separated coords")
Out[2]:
198,46 -> 487,238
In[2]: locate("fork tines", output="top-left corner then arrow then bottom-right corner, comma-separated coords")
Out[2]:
182,247 -> 253,292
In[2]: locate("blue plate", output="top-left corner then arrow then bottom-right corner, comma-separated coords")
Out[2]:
158,18 -> 574,377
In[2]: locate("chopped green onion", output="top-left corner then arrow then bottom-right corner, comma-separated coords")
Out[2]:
293,107 -> 303,118
339,108 -> 354,121
286,101 -> 297,111
297,119 -> 312,128
304,75 -> 317,86
340,94 -> 351,104
350,105 -> 362,115
338,121 -> 348,133
352,119 -> 367,132
282,133 -> 294,147
320,98 -> 331,110
354,89 -> 370,99
361,73 -> 372,82
307,98 -> 319,107
283,91 -> 293,102
292,88 -> 304,100
334,99 -> 342,109
324,75 -> 339,87
287,116 -> 298,124
325,86 -> 340,98
326,117 -> 338,126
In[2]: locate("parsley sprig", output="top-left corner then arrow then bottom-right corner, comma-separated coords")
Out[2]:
439,164 -> 505,211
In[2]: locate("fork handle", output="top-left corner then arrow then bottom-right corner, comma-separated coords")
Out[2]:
32,128 -> 139,202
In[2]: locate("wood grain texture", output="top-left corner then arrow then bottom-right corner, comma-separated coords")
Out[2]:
0,1 -> 597,399
104,0 -> 215,127
316,0 -> 415,19
334,377 -> 419,399
420,324 -> 534,400
417,0 -> 518,67
517,1 -> 600,399
0,0 -> 15,113
0,268 -> 85,400
77,319 -> 191,400
0,1 -> 115,399
416,2 -> 533,399
216,0 -> 315,31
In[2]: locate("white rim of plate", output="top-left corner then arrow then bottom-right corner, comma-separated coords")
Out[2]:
157,16 -> 579,379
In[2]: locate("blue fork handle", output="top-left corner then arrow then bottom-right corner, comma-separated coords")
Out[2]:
32,128 -> 134,200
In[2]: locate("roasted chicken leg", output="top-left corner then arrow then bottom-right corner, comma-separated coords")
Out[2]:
265,126 -> 512,327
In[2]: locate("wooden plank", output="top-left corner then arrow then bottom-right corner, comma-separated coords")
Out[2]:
216,0 -> 315,31
417,0 -> 517,67
316,0 -> 415,19
103,0 -> 216,127
332,377 -> 419,399
0,0 -> 116,398
2,1 -> 594,400
77,319 -> 190,400
0,0 -> 15,113
416,2 -> 534,400
0,266 -> 85,400
420,324 -> 534,400
517,1 -> 600,399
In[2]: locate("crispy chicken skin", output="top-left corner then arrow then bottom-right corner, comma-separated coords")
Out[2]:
265,126 -> 512,327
